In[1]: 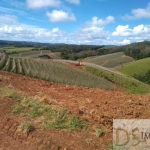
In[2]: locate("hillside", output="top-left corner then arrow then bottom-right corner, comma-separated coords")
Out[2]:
0,55 -> 149,94
0,71 -> 150,149
84,52 -> 133,68
118,57 -> 150,85
97,41 -> 150,60
0,56 -> 114,90
118,57 -> 150,76
0,43 -> 150,149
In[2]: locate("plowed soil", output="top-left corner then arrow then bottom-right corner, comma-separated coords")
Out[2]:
0,71 -> 150,150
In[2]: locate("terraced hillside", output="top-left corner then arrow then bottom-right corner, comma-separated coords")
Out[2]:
0,55 -> 113,90
84,52 -> 133,68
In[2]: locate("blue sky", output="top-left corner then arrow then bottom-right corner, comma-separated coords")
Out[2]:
0,0 -> 150,45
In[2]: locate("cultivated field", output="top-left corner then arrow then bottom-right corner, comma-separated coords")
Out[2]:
0,46 -> 34,54
1,55 -> 149,94
10,50 -> 61,59
84,52 -> 133,68
0,56 -> 113,90
118,57 -> 150,76
10,50 -> 51,58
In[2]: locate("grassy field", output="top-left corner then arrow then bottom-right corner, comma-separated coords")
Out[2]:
0,56 -> 114,90
50,52 -> 61,59
0,46 -> 34,54
82,66 -> 150,94
10,50 -> 61,59
84,52 -> 133,68
10,50 -> 51,58
118,57 -> 150,76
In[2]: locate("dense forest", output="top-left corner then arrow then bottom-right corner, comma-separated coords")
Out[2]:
124,41 -> 150,60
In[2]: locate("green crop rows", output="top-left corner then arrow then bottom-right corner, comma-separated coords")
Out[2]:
0,56 -> 114,90
85,52 -> 133,68
0,46 -> 34,54
10,50 -> 51,58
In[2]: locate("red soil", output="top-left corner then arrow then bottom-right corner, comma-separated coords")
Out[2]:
0,71 -> 150,150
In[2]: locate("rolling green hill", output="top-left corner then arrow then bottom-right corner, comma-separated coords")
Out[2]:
118,57 -> 150,76
84,52 -> 133,68
82,66 -> 150,94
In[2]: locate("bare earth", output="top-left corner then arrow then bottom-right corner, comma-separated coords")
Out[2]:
0,71 -> 150,150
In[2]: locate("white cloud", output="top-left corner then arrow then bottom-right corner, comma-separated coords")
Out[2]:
111,24 -> 150,44
76,16 -> 114,44
26,0 -> 61,9
123,3 -> 150,20
112,24 -> 150,38
77,26 -> 109,41
105,39 -> 131,45
46,10 -> 76,23
0,15 -> 18,25
133,24 -> 144,32
0,25 -> 65,41
112,25 -> 131,36
120,39 -> 131,45
86,16 -> 114,27
66,0 -> 80,5
0,15 -> 66,42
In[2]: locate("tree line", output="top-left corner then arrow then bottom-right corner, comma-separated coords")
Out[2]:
133,70 -> 150,85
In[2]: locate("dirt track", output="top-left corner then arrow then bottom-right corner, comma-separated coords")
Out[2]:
0,71 -> 150,150
53,59 -> 125,76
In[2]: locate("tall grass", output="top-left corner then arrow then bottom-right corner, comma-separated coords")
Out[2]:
118,57 -> 150,76
83,66 -> 150,94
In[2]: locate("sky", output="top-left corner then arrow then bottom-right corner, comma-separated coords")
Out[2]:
0,0 -> 150,45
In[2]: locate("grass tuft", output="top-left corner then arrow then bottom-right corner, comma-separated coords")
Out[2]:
94,128 -> 104,137
45,109 -> 88,131
18,122 -> 35,133
0,86 -> 24,100
0,86 -> 89,132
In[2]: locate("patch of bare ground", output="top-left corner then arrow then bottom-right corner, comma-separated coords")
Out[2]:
0,71 -> 150,149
